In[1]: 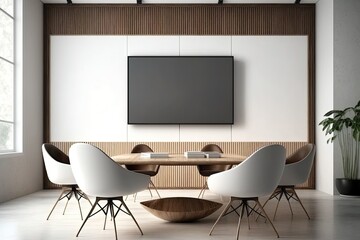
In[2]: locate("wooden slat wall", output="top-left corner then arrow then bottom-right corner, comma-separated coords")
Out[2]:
47,142 -> 310,189
44,4 -> 315,189
44,4 -> 315,36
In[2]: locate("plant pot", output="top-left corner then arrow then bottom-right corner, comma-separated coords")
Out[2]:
336,178 -> 360,197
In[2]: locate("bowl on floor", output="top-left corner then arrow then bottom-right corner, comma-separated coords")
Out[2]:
140,197 -> 222,222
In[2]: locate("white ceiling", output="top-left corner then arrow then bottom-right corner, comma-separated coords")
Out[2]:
41,0 -> 318,4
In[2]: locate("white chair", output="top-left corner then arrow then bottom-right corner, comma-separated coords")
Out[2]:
208,144 -> 286,240
42,143 -> 91,220
263,144 -> 316,220
69,143 -> 150,240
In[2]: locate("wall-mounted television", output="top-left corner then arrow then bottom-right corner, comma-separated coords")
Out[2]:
128,56 -> 234,124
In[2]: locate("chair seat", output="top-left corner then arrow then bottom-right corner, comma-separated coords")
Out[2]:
198,164 -> 232,177
132,170 -> 158,177
199,169 -> 223,177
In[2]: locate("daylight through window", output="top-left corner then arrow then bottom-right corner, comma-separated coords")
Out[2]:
0,0 -> 15,152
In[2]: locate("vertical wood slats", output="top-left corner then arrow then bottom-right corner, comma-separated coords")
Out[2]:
47,142 -> 311,189
44,4 -> 315,36
44,4 -> 315,189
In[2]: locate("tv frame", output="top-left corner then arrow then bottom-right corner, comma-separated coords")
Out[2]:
127,55 -> 234,125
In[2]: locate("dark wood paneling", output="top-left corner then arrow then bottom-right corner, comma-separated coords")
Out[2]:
44,4 -> 314,35
43,4 -> 315,189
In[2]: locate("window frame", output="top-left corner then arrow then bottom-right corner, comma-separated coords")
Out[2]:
0,0 -> 19,155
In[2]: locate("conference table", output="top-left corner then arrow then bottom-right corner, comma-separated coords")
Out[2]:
112,153 -> 247,222
112,153 -> 246,165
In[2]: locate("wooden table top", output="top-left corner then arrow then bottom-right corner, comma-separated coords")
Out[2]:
112,153 -> 246,165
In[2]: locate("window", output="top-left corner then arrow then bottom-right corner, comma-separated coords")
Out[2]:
0,0 -> 15,153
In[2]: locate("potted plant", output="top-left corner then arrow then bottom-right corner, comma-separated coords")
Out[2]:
319,100 -> 360,196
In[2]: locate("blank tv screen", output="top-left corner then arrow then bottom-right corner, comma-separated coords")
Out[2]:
128,56 -> 234,124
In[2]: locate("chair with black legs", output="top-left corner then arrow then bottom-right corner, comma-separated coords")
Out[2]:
208,144 -> 286,240
262,144 -> 316,220
42,143 -> 92,220
69,143 -> 150,240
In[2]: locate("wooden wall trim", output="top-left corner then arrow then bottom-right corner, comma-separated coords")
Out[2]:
43,4 -> 315,189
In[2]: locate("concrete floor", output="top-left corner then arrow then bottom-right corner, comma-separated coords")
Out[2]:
0,189 -> 359,240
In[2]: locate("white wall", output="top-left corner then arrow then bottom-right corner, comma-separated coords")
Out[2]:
334,0 -> 360,181
315,0 -> 360,195
231,36 -> 308,142
50,35 -> 308,143
315,0 -> 334,195
50,36 -> 128,142
0,0 -> 43,203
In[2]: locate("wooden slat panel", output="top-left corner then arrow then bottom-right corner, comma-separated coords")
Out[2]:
44,4 -> 315,35
46,142 -> 310,189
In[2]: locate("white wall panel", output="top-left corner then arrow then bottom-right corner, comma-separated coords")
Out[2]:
316,0 -> 334,194
127,36 -> 180,142
179,36 -> 232,56
50,36 -> 128,141
179,125 -> 232,142
127,125 -> 180,142
231,36 -> 308,141
127,36 -> 180,56
179,36 -> 233,141
49,35 -> 308,143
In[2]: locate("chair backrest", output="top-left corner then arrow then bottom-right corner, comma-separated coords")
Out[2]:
197,143 -> 232,175
198,144 -> 230,173
69,143 -> 150,198
208,144 -> 286,198
279,144 -> 316,186
201,144 -> 224,153
127,144 -> 158,173
131,144 -> 153,153
285,144 -> 314,164
42,143 -> 76,185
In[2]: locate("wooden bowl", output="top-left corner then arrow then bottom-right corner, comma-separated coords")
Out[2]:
140,197 -> 222,222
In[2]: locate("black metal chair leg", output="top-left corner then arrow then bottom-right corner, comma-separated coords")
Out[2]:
273,191 -> 284,220
47,188 -> 67,220
110,201 -> 118,240
120,198 -> 144,235
236,203 -> 245,240
198,182 -> 207,198
103,202 -> 110,230
209,199 -> 233,235
255,199 -> 280,238
76,198 -> 99,237
73,190 -> 84,220
150,180 -> 161,198
292,189 -> 311,219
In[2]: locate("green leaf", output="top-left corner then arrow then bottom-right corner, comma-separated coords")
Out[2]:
324,110 -> 342,117
355,100 -> 360,108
